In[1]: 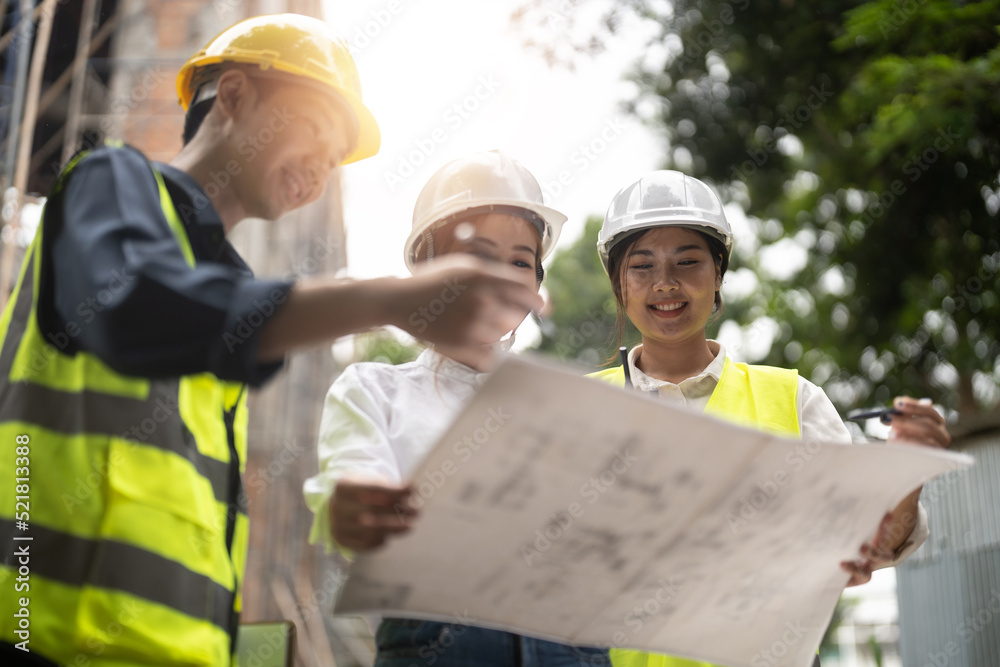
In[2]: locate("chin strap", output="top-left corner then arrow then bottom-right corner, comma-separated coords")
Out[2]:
620,346 -> 633,389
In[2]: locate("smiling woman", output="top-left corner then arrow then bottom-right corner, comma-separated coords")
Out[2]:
304,151 -> 617,666
588,170 -> 951,667
612,227 -> 723,383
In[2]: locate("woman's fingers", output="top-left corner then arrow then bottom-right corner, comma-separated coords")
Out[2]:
330,479 -> 419,551
333,503 -> 414,550
842,512 -> 896,588
863,511 -> 898,563
841,559 -> 874,587
860,541 -> 895,563
337,520 -> 412,550
888,396 -> 951,449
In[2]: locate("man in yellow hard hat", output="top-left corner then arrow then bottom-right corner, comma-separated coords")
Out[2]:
0,14 -> 541,667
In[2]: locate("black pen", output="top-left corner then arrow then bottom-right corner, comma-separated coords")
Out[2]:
619,346 -> 633,390
846,407 -> 902,425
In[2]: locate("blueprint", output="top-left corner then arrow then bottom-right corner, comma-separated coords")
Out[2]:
334,354 -> 973,667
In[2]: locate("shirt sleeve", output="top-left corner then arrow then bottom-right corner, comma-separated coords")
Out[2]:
797,377 -> 853,444
303,365 -> 403,555
47,146 -> 293,386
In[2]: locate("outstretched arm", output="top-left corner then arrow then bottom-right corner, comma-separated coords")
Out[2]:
258,254 -> 543,368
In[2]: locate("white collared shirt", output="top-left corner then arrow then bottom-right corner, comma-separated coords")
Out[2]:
304,349 -> 488,552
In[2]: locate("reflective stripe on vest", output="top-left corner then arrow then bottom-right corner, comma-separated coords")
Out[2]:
0,146 -> 248,666
589,356 -> 799,667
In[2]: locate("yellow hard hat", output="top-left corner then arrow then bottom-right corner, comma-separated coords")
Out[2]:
176,13 -> 379,165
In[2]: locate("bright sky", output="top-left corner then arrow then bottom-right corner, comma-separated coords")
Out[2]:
322,0 -> 663,280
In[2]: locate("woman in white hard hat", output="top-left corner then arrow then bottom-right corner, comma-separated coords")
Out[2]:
304,151 -> 611,666
590,171 -> 950,667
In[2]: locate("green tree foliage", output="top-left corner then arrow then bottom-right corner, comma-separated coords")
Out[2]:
517,0 -> 1000,413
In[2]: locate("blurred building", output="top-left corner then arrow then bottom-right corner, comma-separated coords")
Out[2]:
896,412 -> 1000,667
0,0 -> 373,663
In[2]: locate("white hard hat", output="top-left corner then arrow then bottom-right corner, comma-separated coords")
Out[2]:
597,170 -> 732,274
405,150 -> 567,272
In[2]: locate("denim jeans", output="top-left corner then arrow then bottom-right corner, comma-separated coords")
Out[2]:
375,619 -> 611,667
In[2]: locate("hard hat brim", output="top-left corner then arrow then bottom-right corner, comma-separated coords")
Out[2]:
337,88 -> 380,164
404,201 -> 567,273
598,220 -> 733,275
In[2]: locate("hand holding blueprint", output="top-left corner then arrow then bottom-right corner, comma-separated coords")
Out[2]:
334,355 -> 973,667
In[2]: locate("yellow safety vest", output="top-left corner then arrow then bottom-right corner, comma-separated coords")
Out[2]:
0,146 -> 249,666
589,356 -> 800,667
